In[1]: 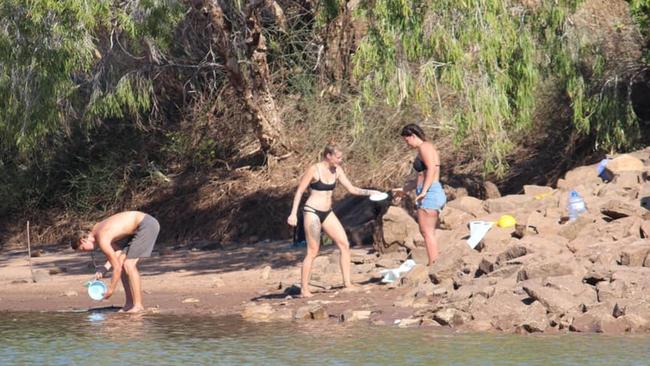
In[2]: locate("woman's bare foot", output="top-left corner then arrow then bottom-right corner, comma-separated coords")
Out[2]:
300,291 -> 314,298
126,305 -> 144,313
341,284 -> 361,293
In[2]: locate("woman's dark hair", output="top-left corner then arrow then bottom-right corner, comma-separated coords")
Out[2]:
400,124 -> 426,140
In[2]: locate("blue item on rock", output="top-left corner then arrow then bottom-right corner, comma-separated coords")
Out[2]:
597,158 -> 611,180
568,190 -> 586,221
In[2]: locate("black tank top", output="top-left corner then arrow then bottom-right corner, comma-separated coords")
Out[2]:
310,165 -> 336,191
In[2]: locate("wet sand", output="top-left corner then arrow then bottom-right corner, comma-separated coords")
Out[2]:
0,241 -> 412,323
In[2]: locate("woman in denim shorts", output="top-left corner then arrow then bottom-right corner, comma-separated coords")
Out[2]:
397,124 -> 446,266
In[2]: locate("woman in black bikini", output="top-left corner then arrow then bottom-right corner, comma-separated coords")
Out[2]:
287,144 -> 381,297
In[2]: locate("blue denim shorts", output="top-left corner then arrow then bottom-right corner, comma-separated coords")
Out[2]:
416,182 -> 446,212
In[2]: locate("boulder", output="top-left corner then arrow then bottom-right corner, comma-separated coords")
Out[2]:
600,199 -> 644,220
484,195 -> 534,214
517,256 -> 585,282
596,216 -> 641,241
605,154 -> 645,174
523,283 -> 583,315
242,303 -> 292,322
480,227 -> 515,254
433,308 -> 471,327
340,310 -> 372,322
439,206 -> 475,230
557,165 -> 602,189
619,239 -> 650,266
400,264 -> 431,287
523,185 -> 555,198
446,196 -> 486,217
380,206 -> 423,251
612,171 -> 642,190
470,292 -> 545,332
429,239 -> 478,283
483,181 -> 501,199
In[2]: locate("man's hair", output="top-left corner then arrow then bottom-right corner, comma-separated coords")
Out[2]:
71,230 -> 89,250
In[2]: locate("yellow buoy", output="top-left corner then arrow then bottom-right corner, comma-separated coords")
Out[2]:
496,214 -> 517,228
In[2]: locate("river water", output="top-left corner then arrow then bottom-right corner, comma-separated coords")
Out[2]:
2,311 -> 649,365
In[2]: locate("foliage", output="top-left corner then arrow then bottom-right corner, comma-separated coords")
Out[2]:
0,0 -> 186,214
351,0 -> 644,176
628,0 -> 650,62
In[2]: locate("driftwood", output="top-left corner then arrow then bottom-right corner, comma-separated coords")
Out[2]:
26,221 -> 35,283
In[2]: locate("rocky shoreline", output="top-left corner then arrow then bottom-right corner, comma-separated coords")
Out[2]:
3,148 -> 650,334
243,148 -> 650,334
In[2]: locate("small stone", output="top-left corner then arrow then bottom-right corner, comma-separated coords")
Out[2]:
261,266 -> 272,280
294,306 -> 312,320
182,298 -> 200,303
63,290 -> 78,297
212,277 -> 225,288
49,266 -> 67,275
33,270 -> 50,283
310,305 -> 328,320
397,318 -> 421,328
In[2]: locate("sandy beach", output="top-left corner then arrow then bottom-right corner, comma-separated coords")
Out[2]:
0,241 -> 416,324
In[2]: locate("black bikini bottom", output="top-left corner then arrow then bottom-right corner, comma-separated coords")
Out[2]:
303,205 -> 332,223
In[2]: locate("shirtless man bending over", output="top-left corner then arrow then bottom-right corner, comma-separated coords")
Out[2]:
72,211 -> 160,313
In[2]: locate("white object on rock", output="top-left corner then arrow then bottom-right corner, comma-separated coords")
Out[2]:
467,221 -> 493,249
369,192 -> 389,201
380,259 -> 417,283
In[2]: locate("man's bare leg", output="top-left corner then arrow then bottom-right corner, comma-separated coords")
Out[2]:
119,270 -> 134,312
123,258 -> 144,313
113,252 -> 133,313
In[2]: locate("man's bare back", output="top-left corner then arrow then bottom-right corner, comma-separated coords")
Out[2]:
91,211 -> 146,245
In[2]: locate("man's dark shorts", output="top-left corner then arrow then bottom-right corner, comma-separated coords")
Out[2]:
123,215 -> 160,259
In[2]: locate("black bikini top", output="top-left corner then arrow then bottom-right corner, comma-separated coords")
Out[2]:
310,164 -> 336,191
413,156 -> 426,172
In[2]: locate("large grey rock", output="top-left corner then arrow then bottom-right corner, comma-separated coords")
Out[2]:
605,154 -> 644,174
523,283 -> 583,316
484,195 -> 534,214
400,264 -> 431,287
433,308 -> 471,327
619,239 -> 650,266
439,206 -> 475,230
381,207 -> 423,250
446,196 -> 486,217
600,199 -> 645,220
557,166 -> 602,189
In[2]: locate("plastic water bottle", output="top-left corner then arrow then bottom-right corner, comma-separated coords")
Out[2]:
596,158 -> 611,181
568,190 -> 586,221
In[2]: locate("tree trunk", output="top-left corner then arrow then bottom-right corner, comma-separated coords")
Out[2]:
200,0 -> 286,155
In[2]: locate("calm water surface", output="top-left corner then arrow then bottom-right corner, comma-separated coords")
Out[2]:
1,311 -> 649,365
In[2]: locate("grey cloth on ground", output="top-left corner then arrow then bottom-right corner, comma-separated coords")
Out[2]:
123,215 -> 160,259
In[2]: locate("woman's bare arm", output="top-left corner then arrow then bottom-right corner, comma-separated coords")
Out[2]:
337,168 -> 379,196
288,165 -> 317,224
